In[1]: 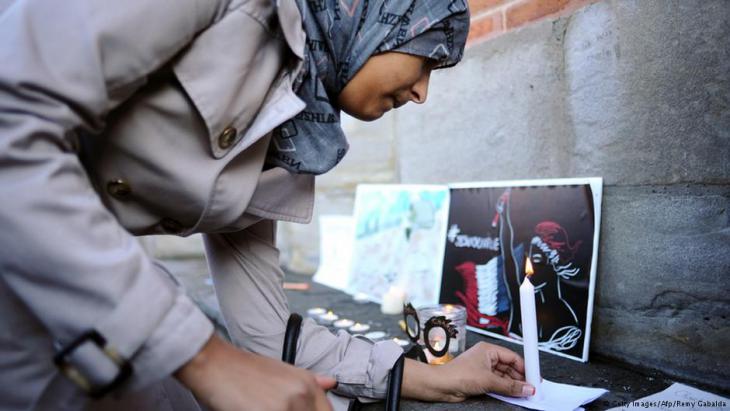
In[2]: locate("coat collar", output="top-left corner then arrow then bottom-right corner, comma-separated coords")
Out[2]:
277,0 -> 305,59
171,0 -> 307,160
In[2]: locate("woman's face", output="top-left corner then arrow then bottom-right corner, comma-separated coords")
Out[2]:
338,52 -> 436,121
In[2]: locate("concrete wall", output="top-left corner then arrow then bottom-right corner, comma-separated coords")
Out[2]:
391,0 -> 729,391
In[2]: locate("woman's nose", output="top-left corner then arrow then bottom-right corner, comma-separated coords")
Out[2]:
410,72 -> 431,104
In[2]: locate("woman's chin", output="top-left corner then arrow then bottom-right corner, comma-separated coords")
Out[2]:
343,107 -> 386,122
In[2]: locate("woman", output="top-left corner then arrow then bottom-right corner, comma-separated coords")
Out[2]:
0,0 -> 535,410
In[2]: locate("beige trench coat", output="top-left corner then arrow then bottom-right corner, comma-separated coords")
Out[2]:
0,0 -> 401,410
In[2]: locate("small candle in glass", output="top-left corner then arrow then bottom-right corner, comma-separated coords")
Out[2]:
417,304 -> 467,365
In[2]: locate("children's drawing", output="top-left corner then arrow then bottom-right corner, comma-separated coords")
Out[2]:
348,185 -> 450,307
439,178 -> 602,362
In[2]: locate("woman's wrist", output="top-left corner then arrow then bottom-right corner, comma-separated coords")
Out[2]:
175,334 -> 243,393
174,333 -> 217,390
402,358 -> 464,403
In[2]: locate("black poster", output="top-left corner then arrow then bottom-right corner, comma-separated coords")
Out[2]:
439,179 -> 602,362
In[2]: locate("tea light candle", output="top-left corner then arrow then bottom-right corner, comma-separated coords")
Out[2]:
392,337 -> 410,347
364,331 -> 387,341
307,307 -> 326,319
353,293 -> 371,304
333,319 -> 355,330
318,310 -> 339,325
520,258 -> 542,400
381,286 -> 407,315
348,322 -> 370,333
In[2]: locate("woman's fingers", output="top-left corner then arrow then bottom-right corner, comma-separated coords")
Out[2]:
446,342 -> 534,400
490,344 -> 526,374
495,362 -> 525,381
314,375 -> 338,391
313,385 -> 334,411
489,375 -> 535,398
485,345 -> 524,376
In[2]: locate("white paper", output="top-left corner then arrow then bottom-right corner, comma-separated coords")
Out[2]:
488,379 -> 607,411
606,382 -> 729,411
313,215 -> 355,292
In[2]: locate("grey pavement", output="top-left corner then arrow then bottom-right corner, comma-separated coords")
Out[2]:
167,257 -> 729,410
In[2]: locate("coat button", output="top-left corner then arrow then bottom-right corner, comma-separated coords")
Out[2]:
218,126 -> 237,149
160,218 -> 185,234
107,179 -> 132,199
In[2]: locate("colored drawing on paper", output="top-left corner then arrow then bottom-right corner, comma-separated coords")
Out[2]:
439,178 -> 602,362
348,185 -> 449,307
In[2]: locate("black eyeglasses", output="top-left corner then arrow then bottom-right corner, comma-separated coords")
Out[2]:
402,303 -> 458,358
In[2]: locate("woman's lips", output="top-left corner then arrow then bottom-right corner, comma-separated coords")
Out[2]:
388,96 -> 407,110
382,97 -> 407,114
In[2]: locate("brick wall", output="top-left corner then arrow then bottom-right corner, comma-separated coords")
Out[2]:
468,0 -> 600,44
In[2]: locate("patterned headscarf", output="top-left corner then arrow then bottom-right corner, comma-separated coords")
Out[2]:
267,0 -> 470,175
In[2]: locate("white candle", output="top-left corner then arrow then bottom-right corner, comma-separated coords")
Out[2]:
380,286 -> 407,315
307,307 -> 326,319
318,310 -> 339,325
520,258 -> 542,400
333,319 -> 355,330
348,322 -> 370,333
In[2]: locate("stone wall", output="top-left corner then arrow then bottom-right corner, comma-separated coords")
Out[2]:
391,0 -> 729,391
279,0 -> 729,391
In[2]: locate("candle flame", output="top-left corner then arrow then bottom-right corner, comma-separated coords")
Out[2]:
525,257 -> 534,277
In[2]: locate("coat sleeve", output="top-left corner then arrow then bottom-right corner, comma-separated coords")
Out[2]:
0,0 -> 228,392
203,221 -> 404,402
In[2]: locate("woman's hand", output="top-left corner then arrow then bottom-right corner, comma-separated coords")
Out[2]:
175,334 -> 335,411
403,341 -> 535,402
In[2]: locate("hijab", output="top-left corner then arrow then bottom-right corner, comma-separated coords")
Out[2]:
267,0 -> 470,175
